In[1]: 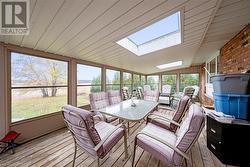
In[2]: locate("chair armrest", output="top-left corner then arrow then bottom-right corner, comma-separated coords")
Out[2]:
93,114 -> 105,123
148,114 -> 180,127
136,131 -> 189,160
94,123 -> 125,151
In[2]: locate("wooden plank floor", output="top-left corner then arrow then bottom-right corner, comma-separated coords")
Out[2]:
0,114 -> 238,167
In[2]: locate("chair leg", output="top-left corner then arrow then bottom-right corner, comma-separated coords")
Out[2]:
72,144 -> 77,167
184,158 -> 188,167
127,122 -> 130,135
123,130 -> 128,160
10,142 -> 15,154
131,138 -> 137,167
95,157 -> 100,167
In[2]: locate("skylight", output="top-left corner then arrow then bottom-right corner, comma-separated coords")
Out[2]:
156,60 -> 182,69
116,11 -> 181,56
128,12 -> 180,45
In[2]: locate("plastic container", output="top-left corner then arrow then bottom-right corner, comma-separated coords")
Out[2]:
211,74 -> 250,94
213,93 -> 250,120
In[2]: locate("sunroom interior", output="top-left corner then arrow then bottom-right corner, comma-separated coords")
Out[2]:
0,0 -> 250,166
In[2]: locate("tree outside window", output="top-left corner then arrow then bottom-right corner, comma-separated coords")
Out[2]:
180,73 -> 199,92
162,74 -> 177,93
147,75 -> 159,91
77,64 -> 102,107
11,52 -> 68,122
106,69 -> 120,91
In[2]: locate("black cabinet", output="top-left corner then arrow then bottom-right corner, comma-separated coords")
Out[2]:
207,115 -> 250,166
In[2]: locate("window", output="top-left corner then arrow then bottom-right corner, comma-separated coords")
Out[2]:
180,74 -> 199,92
77,64 -> 102,107
141,75 -> 146,86
205,54 -> 220,97
133,74 -> 140,89
11,52 -> 68,122
123,72 -> 132,92
116,11 -> 181,56
147,75 -> 159,91
206,55 -> 220,84
162,74 -> 177,93
106,69 -> 120,91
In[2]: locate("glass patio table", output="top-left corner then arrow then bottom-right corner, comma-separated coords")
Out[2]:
99,99 -> 158,154
98,99 -> 158,122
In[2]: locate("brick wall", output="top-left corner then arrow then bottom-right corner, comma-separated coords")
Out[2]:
220,24 -> 250,73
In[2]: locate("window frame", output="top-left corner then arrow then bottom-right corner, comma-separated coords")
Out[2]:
9,51 -> 69,123
205,54 -> 220,84
133,73 -> 140,89
123,72 -> 132,91
161,74 -> 177,93
146,75 -> 160,91
76,63 -> 102,107
106,69 -> 121,92
179,73 -> 199,92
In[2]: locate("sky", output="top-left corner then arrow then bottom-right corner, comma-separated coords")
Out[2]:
11,52 -> 120,82
77,64 -> 101,81
128,11 -> 180,45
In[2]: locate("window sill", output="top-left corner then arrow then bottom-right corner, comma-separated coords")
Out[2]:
10,111 -> 62,126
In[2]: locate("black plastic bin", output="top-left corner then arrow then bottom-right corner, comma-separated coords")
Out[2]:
210,74 -> 250,94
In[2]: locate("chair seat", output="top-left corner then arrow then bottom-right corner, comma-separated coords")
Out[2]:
105,115 -> 118,123
95,121 -> 124,156
137,123 -> 176,165
147,110 -> 174,130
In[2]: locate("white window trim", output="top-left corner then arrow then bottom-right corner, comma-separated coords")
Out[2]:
205,52 -> 220,98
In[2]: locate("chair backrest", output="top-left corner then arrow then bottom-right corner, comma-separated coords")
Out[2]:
191,85 -> 200,97
62,105 -> 103,157
162,85 -> 171,94
183,86 -> 195,99
173,104 -> 205,165
89,92 -> 109,112
170,95 -> 190,132
122,87 -> 130,100
144,90 -> 159,102
108,90 -> 121,105
143,85 -> 151,92
137,87 -> 143,99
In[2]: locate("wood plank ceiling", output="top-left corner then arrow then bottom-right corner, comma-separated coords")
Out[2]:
0,0 -> 250,74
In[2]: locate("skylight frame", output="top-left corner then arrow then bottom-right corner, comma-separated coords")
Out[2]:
116,10 -> 183,56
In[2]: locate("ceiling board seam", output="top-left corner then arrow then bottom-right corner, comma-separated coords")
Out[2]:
196,0 -> 222,47
78,0 -> 189,57
184,27 -> 207,36
213,11 -> 250,24
44,0 -> 94,52
86,47 -> 124,59
53,0 -> 123,53
184,14 -> 211,26
191,0 -> 222,63
33,0 -> 67,50
89,48 -> 128,61
20,0 -> 38,47
83,46 -> 124,60
185,0 -> 211,12
209,16 -> 250,28
82,44 -> 117,57
77,1 -> 171,56
185,5 -> 217,20
220,0 -> 241,8
216,4 -> 250,17
58,0 -> 145,55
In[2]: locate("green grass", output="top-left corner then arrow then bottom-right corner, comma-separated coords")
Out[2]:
12,96 -> 67,122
